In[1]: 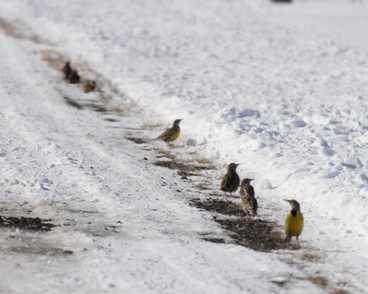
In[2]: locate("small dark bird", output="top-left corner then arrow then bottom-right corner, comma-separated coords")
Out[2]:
68,70 -> 80,84
62,62 -> 73,80
62,61 -> 80,84
156,119 -> 183,143
220,163 -> 240,196
239,178 -> 257,216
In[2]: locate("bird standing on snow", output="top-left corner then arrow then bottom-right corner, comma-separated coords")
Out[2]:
62,61 -> 73,80
62,61 -> 80,84
239,178 -> 257,216
156,119 -> 183,143
68,69 -> 80,84
81,80 -> 96,93
284,199 -> 304,247
220,163 -> 240,196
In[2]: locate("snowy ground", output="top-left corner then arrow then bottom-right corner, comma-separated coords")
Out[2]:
0,0 -> 368,293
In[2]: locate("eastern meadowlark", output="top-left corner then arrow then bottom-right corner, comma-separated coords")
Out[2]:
156,119 -> 183,143
284,199 -> 304,247
81,80 -> 96,93
239,178 -> 257,216
220,163 -> 240,196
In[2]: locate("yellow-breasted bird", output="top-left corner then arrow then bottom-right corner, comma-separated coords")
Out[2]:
220,163 -> 240,196
81,80 -> 96,93
156,119 -> 183,143
284,199 -> 304,247
239,178 -> 257,216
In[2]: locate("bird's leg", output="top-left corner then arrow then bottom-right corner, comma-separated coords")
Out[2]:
285,236 -> 291,248
296,236 -> 301,249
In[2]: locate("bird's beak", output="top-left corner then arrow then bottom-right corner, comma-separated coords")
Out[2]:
283,199 -> 290,202
236,164 -> 241,166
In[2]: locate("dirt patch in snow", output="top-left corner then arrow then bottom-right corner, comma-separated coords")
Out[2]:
217,218 -> 284,252
191,198 -> 245,217
0,215 -> 55,232
190,198 -> 285,252
126,137 -> 149,144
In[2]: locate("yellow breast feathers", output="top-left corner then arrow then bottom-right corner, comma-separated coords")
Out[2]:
285,210 -> 304,237
170,128 -> 180,142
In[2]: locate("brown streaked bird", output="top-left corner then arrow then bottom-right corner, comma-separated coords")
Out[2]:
62,61 -> 73,80
239,178 -> 258,216
156,119 -> 183,143
81,80 -> 96,93
220,163 -> 240,196
68,69 -> 80,84
62,61 -> 80,84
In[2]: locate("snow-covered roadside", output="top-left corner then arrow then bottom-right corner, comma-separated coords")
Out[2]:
0,0 -> 368,293
0,23 -> 326,294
